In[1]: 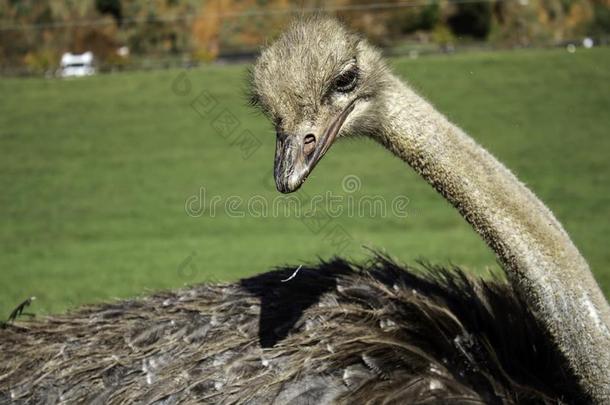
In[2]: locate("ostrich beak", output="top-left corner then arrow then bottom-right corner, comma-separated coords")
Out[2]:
274,101 -> 356,193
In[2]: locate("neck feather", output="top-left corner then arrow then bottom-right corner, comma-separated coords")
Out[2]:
376,74 -> 610,401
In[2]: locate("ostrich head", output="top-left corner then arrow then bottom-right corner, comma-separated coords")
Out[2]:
250,17 -> 390,193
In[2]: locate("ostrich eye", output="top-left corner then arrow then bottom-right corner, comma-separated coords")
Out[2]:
333,68 -> 359,93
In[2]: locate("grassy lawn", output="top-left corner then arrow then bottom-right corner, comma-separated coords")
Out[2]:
1,48 -> 609,316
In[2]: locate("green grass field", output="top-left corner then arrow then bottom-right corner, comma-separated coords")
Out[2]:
1,48 -> 609,316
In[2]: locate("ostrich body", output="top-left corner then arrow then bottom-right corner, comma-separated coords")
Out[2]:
0,259 -> 585,403
1,17 -> 609,404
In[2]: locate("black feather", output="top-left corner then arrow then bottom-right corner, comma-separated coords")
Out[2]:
0,256 -> 586,404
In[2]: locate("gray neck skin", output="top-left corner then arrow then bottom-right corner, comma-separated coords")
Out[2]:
375,75 -> 610,402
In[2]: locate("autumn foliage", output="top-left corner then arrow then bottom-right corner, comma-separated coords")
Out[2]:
0,0 -> 607,74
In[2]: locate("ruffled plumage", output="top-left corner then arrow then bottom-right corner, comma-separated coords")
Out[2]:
0,255 -> 584,404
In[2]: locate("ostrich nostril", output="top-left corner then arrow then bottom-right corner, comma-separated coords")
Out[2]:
303,134 -> 316,158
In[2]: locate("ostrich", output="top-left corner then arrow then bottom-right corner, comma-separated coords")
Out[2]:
1,17 -> 609,404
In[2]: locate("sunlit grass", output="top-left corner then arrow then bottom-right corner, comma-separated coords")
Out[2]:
1,47 -> 608,316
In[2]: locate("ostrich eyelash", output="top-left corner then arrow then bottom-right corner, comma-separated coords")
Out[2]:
333,66 -> 359,93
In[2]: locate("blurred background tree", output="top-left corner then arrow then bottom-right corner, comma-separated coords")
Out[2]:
0,0 -> 608,74
447,0 -> 493,39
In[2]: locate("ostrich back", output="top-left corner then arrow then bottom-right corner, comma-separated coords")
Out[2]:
0,256 -> 582,404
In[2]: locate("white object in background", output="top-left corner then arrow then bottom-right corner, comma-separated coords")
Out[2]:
117,46 -> 129,57
60,51 -> 95,77
583,38 -> 594,49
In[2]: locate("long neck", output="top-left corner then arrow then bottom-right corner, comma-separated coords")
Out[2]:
377,75 -> 610,401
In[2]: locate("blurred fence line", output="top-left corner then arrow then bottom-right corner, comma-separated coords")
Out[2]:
0,0 -> 497,31
2,37 -> 608,78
